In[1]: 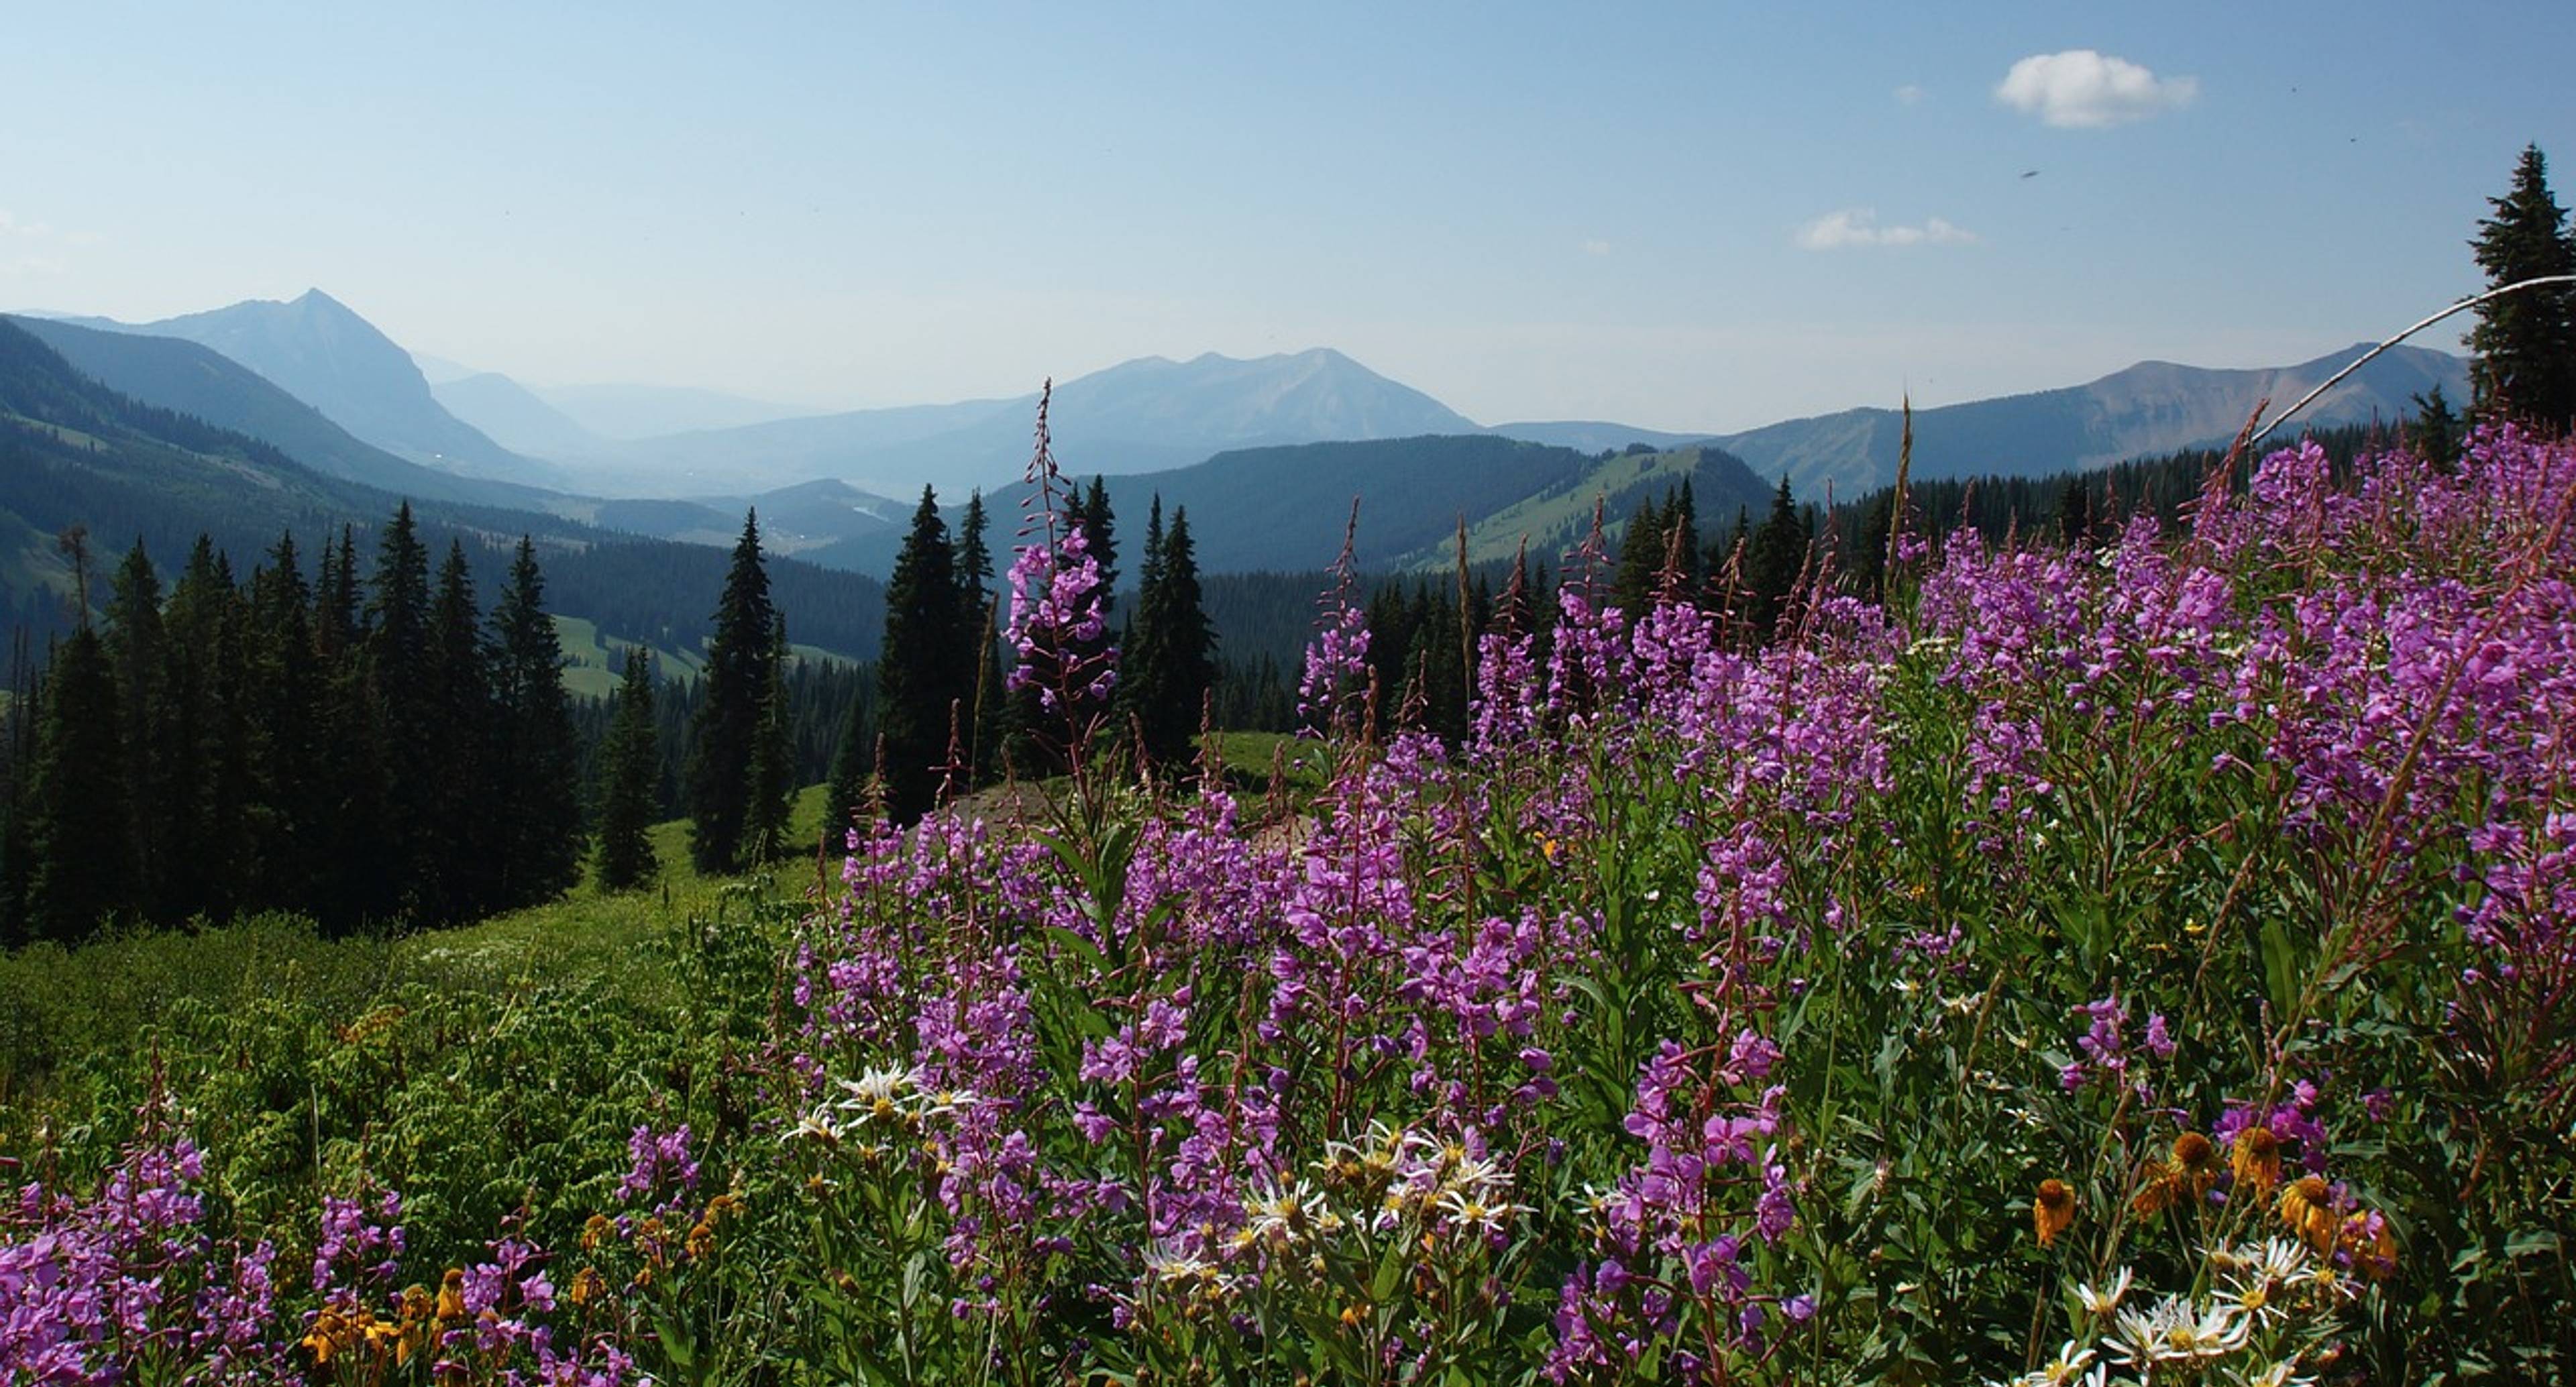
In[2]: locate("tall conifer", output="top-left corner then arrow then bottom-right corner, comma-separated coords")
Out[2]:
2470,144 -> 2576,427
23,626 -> 129,941
490,537 -> 582,907
684,511 -> 778,873
426,540 -> 496,922
876,488 -> 966,822
103,541 -> 169,912
594,648 -> 661,891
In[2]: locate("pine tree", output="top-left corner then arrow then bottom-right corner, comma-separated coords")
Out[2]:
103,541 -> 170,914
956,490 -> 1004,780
1613,493 -> 1668,615
743,614 -> 796,864
318,522 -> 391,930
246,531 -> 326,919
1126,498 -> 1220,769
425,540 -> 497,922
2469,144 -> 2576,428
165,537 -> 257,922
0,631 -> 37,945
876,488 -> 967,822
1745,476 -> 1809,642
488,537 -> 582,909
593,648 -> 662,892
2411,384 -> 2462,467
1118,498 -> 1169,758
824,674 -> 873,832
685,511 -> 779,873
23,624 -> 131,942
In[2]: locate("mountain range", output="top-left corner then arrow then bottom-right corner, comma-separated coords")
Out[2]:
1713,343 -> 2468,501
7,287 -> 2471,583
0,315 -> 888,660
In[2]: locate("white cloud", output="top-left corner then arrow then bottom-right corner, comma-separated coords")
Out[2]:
1995,50 -> 2197,128
1582,239 -> 1612,257
1796,209 -> 1978,250
1894,83 -> 1924,106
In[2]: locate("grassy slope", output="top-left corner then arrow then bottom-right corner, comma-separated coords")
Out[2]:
551,614 -> 855,700
0,785 -> 841,1116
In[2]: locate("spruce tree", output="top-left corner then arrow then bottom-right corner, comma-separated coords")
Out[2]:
594,648 -> 661,892
824,673 -> 873,832
956,490 -> 1004,780
876,488 -> 967,822
685,511 -> 779,874
103,541 -> 170,914
2470,144 -> 2576,427
489,537 -> 582,908
2411,384 -> 2462,467
1745,477 -> 1808,642
1613,493 -> 1669,616
165,537 -> 256,922
0,631 -> 36,945
1118,498 -> 1169,758
23,625 -> 131,942
425,540 -> 497,922
743,614 -> 796,865
246,531 -> 326,919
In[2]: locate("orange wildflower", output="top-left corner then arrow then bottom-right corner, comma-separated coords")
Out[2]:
2232,1127 -> 2282,1196
2277,1175 -> 2337,1250
2033,1178 -> 2076,1247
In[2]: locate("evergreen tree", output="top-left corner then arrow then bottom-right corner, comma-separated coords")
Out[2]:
1079,476 -> 1119,606
23,625 -> 131,941
684,511 -> 779,874
743,614 -> 796,864
1118,498 -> 1169,755
165,537 -> 257,922
315,525 -> 363,662
1612,493 -> 1668,615
488,537 -> 582,908
876,488 -> 967,821
2469,144 -> 2576,428
103,541 -> 170,913
0,631 -> 36,944
1122,500 -> 1218,769
956,490 -> 1004,780
593,648 -> 661,892
2412,384 -> 2463,467
425,540 -> 497,922
1745,477 -> 1809,642
246,531 -> 326,919
824,673 -> 874,832
318,525 -> 390,928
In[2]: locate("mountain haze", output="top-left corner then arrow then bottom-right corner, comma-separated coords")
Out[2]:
1714,343 -> 2469,498
810,435 -> 1773,577
430,372 -> 607,460
0,316 -> 887,659
572,347 -> 1482,498
76,290 -> 571,489
6,315 -> 553,510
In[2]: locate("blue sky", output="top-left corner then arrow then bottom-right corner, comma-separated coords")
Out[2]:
4,2 -> 2571,431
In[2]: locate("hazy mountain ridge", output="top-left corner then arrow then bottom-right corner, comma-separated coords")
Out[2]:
0,317 -> 887,659
69,290 -> 572,490
1712,343 -> 2469,499
430,372 -> 607,459
560,347 -> 1483,499
809,435 -> 1775,578
6,316 -> 556,511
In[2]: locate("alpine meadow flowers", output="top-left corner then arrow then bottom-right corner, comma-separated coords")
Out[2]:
5,426 -> 2573,1382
